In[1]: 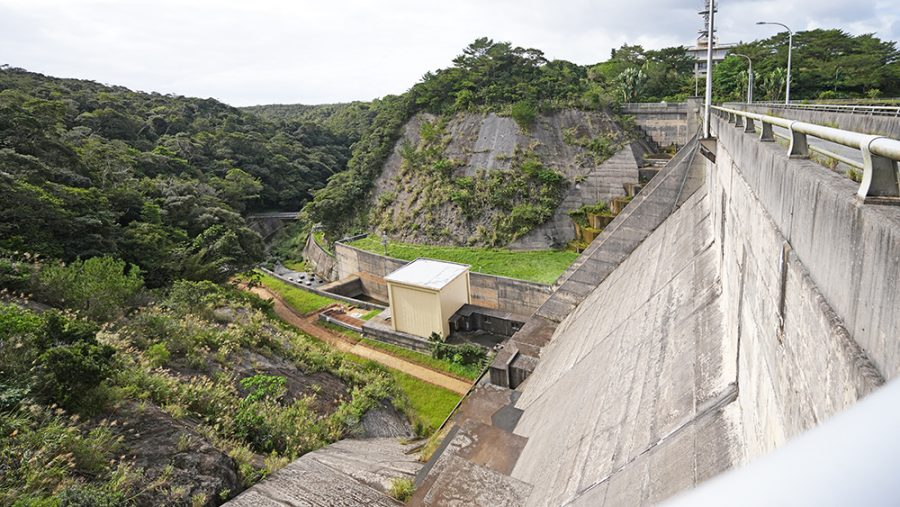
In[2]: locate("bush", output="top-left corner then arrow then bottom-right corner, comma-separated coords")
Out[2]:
428,333 -> 488,368
36,341 -> 116,409
36,256 -> 143,322
146,342 -> 171,368
510,100 -> 537,130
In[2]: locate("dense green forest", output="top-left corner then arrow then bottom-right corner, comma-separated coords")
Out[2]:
0,67 -> 358,286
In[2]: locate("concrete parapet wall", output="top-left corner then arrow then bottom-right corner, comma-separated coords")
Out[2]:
713,115 -> 899,380
712,114 -> 888,459
303,232 -> 337,281
334,241 -> 551,316
729,103 -> 900,139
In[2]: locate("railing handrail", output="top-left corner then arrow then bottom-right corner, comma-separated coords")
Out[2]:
726,101 -> 900,117
620,102 -> 688,110
712,105 -> 900,203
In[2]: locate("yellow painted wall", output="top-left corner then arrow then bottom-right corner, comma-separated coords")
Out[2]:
388,283 -> 442,339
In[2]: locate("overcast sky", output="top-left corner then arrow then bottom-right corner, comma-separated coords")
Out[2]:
1,0 -> 896,106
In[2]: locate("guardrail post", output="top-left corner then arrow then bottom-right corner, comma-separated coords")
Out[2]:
858,136 -> 900,202
788,122 -> 809,158
759,121 -> 774,142
734,115 -> 744,128
744,118 -> 755,134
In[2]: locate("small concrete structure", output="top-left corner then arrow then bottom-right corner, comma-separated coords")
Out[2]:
384,259 -> 471,339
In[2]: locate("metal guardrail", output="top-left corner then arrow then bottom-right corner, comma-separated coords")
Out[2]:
621,102 -> 688,110
732,101 -> 900,117
713,105 -> 900,203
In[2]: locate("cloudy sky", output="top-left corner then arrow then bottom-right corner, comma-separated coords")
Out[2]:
1,0 -> 896,106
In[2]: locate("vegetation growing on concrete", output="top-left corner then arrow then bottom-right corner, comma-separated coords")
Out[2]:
348,236 -> 578,284
388,477 -> 415,502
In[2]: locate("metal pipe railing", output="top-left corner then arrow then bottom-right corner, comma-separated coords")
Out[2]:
712,105 -> 900,203
727,101 -> 900,117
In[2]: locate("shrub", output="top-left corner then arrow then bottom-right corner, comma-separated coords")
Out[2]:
36,341 -> 116,409
36,256 -> 143,322
388,477 -> 414,502
510,101 -> 538,130
428,333 -> 488,368
146,342 -> 171,368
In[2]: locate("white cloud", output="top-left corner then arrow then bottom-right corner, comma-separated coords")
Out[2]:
0,0 -> 896,105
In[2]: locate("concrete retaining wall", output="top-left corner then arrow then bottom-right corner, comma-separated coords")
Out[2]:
728,103 -> 900,139
711,114 -> 888,459
334,241 -> 552,316
303,232 -> 337,281
622,100 -> 702,149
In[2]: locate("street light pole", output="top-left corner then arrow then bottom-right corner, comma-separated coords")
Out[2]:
703,0 -> 715,138
732,53 -> 753,103
756,21 -> 793,104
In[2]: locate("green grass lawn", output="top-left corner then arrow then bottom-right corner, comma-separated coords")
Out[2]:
347,236 -> 578,284
256,271 -> 339,314
361,309 -> 381,321
360,338 -> 483,381
389,369 -> 461,434
317,322 -> 483,381
282,260 -> 306,271
340,354 -> 461,435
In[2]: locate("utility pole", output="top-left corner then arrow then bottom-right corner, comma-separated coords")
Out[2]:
702,0 -> 716,138
732,53 -> 753,103
757,21 -> 793,104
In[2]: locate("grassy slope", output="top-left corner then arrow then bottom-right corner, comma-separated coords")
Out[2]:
341,354 -> 460,434
347,236 -> 578,285
256,272 -> 338,314
389,369 -> 460,432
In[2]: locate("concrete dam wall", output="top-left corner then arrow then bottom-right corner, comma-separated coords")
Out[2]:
412,108 -> 897,505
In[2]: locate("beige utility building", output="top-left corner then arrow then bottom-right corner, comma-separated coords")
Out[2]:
384,259 -> 471,340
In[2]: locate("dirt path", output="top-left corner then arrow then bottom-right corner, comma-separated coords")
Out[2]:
248,286 -> 471,395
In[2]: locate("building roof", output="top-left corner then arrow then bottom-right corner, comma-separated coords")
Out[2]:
385,258 -> 469,291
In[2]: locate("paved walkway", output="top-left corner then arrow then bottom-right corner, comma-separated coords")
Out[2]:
248,285 -> 471,395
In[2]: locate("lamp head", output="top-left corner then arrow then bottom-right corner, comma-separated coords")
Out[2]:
756,21 -> 766,25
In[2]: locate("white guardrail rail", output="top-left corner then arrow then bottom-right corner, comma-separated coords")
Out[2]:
712,105 -> 900,204
743,101 -> 900,117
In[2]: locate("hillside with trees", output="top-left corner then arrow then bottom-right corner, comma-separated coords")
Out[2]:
1,28 -> 898,506
0,67 -> 360,286
302,31 -> 899,243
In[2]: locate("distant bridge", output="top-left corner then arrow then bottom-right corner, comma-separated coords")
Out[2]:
246,211 -> 300,220
245,211 -> 300,241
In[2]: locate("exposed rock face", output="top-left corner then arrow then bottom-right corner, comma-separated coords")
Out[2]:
107,402 -> 241,506
370,110 -> 642,249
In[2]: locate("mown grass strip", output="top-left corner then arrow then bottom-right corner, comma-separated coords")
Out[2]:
347,236 -> 577,285
256,272 -> 338,314
340,354 -> 461,435
317,321 -> 481,381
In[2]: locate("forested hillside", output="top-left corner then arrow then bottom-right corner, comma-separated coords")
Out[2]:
0,67 -> 357,286
303,31 -> 899,242
241,102 -> 375,146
